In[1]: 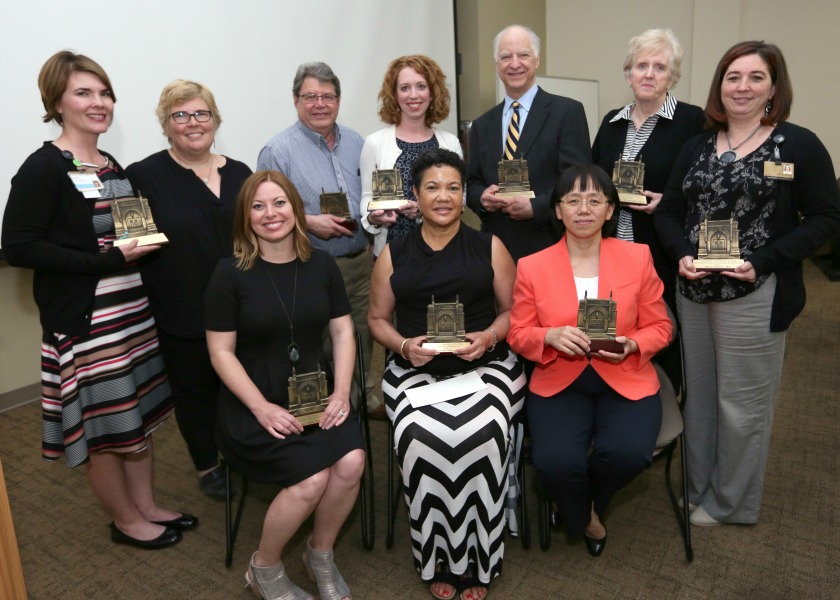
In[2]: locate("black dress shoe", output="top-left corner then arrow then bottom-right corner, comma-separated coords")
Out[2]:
109,523 -> 181,549
583,533 -> 607,557
151,513 -> 199,530
199,467 -> 230,501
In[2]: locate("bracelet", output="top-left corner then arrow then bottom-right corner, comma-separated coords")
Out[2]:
486,327 -> 498,352
399,338 -> 410,360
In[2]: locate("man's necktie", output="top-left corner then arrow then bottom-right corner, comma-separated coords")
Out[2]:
504,101 -> 520,160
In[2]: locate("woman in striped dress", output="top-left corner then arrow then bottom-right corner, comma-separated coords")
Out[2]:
369,148 -> 526,600
2,51 -> 194,549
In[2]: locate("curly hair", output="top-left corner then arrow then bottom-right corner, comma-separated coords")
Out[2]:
378,55 -> 450,127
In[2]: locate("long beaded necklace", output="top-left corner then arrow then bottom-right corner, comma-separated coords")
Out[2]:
262,260 -> 300,363
719,123 -> 763,164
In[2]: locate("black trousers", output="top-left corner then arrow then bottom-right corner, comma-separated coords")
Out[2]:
527,365 -> 661,538
157,330 -> 220,471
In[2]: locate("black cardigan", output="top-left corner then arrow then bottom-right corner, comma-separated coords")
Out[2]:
592,100 -> 705,308
1,142 -> 128,336
654,121 -> 840,331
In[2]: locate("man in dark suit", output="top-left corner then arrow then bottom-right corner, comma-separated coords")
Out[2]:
467,24 -> 592,261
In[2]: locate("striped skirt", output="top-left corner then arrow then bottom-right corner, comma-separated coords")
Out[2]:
383,350 -> 526,584
40,268 -> 172,467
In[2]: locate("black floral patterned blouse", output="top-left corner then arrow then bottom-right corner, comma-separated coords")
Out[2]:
679,133 -> 779,303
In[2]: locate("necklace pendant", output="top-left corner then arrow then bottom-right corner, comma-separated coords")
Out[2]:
288,343 -> 300,363
719,150 -> 737,165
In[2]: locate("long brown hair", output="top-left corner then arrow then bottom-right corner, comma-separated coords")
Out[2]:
232,170 -> 312,270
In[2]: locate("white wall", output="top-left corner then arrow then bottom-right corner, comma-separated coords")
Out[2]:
546,0 -> 840,167
0,0 -> 458,396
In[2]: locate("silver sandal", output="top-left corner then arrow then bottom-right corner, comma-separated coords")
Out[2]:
302,539 -> 351,600
245,551 -> 312,600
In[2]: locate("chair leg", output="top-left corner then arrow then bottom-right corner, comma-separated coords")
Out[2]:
516,425 -> 531,549
386,421 -> 397,549
224,462 -> 249,568
665,438 -> 694,562
355,330 -> 375,551
538,488 -> 552,551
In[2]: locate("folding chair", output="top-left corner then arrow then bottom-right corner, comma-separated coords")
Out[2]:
224,330 -> 375,567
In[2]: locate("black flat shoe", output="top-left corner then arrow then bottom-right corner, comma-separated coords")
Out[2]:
583,533 -> 607,557
199,467 -> 230,501
151,513 -> 198,530
109,523 -> 181,549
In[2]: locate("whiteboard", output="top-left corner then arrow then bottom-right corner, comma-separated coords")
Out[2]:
0,0 -> 457,251
496,76 -> 599,143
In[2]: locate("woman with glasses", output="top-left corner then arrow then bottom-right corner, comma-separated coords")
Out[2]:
2,51 -> 192,549
509,164 -> 672,557
126,80 -> 251,501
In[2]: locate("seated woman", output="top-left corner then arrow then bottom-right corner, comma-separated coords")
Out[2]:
368,148 -> 526,600
508,164 -> 672,557
205,171 -> 364,600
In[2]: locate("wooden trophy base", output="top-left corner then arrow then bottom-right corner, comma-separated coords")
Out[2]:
694,258 -> 744,271
423,341 -> 471,353
114,233 -> 169,247
368,199 -> 408,211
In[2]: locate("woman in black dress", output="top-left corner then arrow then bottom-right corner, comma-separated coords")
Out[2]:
368,149 -> 525,600
206,170 -> 363,600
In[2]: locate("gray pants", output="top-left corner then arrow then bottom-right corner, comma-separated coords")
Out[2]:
677,275 -> 786,523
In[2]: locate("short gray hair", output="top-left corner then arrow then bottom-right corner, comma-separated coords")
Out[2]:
622,28 -> 684,87
292,62 -> 341,97
493,25 -> 540,62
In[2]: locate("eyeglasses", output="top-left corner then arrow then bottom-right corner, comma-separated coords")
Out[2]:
170,110 -> 213,124
559,198 -> 608,209
298,93 -> 339,105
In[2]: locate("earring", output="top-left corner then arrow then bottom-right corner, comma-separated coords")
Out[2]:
765,99 -> 773,117
461,205 -> 465,214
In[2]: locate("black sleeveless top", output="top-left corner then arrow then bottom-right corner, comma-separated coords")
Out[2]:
389,225 -> 507,376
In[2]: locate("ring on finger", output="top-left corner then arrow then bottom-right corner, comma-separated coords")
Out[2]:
338,410 -> 346,416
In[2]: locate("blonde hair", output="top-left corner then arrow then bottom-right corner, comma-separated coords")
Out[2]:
623,28 -> 683,87
155,79 -> 222,142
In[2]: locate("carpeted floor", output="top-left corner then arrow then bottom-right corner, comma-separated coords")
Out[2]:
1,260 -> 837,600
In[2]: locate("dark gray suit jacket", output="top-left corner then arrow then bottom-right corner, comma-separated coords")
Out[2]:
467,87 -> 591,261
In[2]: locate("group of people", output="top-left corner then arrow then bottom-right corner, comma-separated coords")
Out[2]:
3,19 -> 839,600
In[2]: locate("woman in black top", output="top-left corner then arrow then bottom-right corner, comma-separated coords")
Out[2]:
126,80 -> 251,500
2,51 -> 193,550
655,41 -> 840,527
369,149 -> 525,600
206,170 -> 363,600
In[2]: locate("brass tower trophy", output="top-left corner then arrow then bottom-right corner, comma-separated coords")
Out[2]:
495,158 -> 536,199
287,366 -> 330,427
695,215 -> 744,271
111,196 -> 169,247
423,296 -> 470,352
320,188 -> 357,231
367,168 -> 408,211
577,292 -> 623,355
612,159 -> 648,205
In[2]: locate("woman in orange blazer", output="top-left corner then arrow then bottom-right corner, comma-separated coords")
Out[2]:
509,164 -> 672,557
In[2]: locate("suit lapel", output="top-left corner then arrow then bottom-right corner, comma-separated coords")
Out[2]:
518,87 -> 549,158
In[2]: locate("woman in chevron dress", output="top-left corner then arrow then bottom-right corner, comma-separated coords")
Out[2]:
369,148 -> 525,600
2,51 -> 192,549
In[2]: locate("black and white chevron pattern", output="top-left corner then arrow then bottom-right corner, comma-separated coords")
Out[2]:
384,350 -> 525,583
